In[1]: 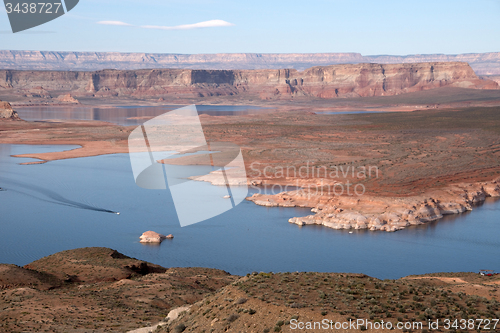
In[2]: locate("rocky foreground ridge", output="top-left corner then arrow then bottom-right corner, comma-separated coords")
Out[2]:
1,247 -> 499,332
1,50 -> 500,75
0,62 -> 497,100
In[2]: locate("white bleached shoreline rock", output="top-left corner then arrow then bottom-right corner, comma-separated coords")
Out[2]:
139,231 -> 168,243
247,178 -> 500,232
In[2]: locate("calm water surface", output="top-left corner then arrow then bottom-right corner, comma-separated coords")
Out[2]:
1,144 -> 499,279
315,110 -> 386,115
15,105 -> 274,125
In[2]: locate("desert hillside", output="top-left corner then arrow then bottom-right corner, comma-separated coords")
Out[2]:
0,248 -> 499,332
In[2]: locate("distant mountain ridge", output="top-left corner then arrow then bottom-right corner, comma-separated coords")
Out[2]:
1,50 -> 500,75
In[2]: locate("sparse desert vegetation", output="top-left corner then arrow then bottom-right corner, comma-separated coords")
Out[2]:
158,271 -> 500,332
2,248 -> 498,332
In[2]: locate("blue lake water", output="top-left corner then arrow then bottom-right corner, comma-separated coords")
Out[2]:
1,144 -> 499,279
15,105 -> 274,126
315,110 -> 386,115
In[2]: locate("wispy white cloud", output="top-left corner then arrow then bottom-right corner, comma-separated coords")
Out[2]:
97,21 -> 133,26
97,19 -> 234,30
142,20 -> 235,30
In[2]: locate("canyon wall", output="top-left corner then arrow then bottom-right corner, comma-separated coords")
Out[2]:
1,50 -> 500,75
0,62 -> 497,100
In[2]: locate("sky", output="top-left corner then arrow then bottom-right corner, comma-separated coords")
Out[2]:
0,0 -> 499,55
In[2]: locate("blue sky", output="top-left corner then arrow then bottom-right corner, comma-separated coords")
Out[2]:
1,0 -> 499,55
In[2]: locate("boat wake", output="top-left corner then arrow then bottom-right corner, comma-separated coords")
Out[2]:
0,178 -> 119,215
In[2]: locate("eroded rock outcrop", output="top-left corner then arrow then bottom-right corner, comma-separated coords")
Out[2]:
247,178 -> 500,232
0,100 -> 20,120
56,93 -> 80,104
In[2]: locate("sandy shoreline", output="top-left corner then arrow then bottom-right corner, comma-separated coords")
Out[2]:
0,118 -> 131,162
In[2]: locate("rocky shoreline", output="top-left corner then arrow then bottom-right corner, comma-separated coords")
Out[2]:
247,178 -> 500,232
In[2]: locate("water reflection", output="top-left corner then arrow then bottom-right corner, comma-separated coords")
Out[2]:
15,105 -> 275,126
315,110 -> 386,115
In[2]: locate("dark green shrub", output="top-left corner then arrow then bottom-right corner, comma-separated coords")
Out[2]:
227,314 -> 239,322
174,323 -> 186,333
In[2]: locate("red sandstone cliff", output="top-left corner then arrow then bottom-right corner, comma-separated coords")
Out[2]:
0,62 -> 497,100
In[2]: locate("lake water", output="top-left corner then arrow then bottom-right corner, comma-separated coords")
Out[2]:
1,144 -> 499,279
15,105 -> 274,126
315,110 -> 386,115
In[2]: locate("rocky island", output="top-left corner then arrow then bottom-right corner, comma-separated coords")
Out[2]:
139,231 -> 173,243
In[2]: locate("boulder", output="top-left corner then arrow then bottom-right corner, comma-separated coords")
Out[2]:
139,231 -> 167,243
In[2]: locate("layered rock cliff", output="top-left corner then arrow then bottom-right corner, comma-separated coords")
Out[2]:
1,50 -> 500,74
0,62 -> 497,100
